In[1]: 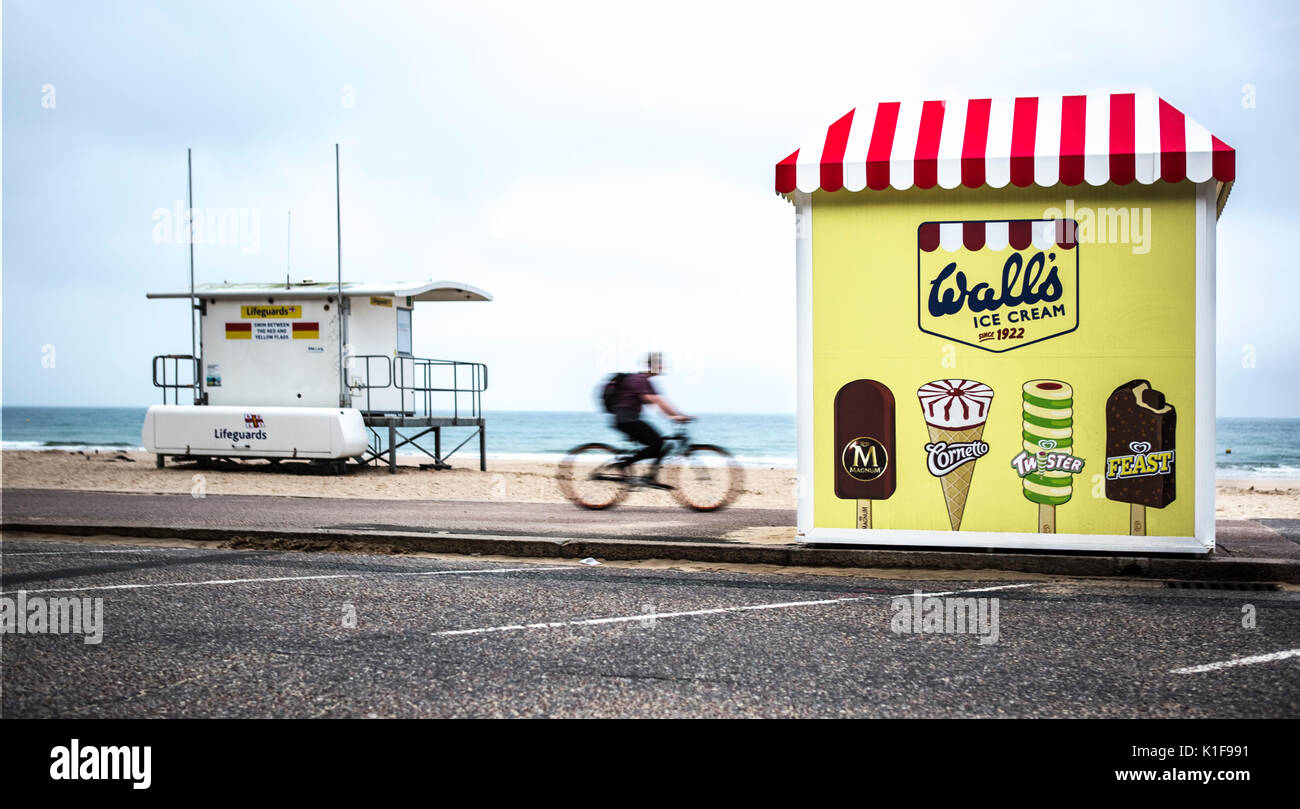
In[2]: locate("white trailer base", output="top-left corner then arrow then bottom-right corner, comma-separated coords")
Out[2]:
143,405 -> 368,461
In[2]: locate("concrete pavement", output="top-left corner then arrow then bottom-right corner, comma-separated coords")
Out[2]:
4,488 -> 1300,583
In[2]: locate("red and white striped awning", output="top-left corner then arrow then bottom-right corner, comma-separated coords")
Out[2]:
775,92 -> 1234,195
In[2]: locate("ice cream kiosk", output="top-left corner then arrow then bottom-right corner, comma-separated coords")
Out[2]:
779,92 -> 1234,553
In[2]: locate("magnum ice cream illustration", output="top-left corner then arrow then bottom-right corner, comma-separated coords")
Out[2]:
916,380 -> 994,531
1010,380 -> 1086,533
834,380 -> 897,529
1106,380 -> 1176,536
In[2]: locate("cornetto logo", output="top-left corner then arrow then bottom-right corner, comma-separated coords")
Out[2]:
918,219 -> 1078,352
841,436 -> 888,482
924,440 -> 990,477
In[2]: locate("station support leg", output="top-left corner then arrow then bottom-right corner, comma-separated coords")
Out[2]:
435,426 -> 442,464
388,423 -> 397,474
479,424 -> 486,472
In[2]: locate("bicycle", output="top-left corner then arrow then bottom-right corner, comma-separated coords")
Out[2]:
557,422 -> 744,511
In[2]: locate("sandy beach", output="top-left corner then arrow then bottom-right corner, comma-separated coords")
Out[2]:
0,450 -> 792,510
1,449 -> 1297,519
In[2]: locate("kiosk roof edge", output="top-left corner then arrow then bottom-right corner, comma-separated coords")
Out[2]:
775,92 -> 1235,211
146,279 -> 492,302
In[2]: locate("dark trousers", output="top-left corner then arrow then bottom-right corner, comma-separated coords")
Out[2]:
615,418 -> 665,468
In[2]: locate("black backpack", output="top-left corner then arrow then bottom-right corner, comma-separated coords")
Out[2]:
600,373 -> 629,414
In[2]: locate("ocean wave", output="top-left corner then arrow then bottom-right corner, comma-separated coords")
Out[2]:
3,441 -> 145,452
1216,464 -> 1300,480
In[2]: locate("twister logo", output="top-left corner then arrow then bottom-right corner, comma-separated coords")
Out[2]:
1106,441 -> 1175,480
918,219 -> 1079,352
1011,439 -> 1085,477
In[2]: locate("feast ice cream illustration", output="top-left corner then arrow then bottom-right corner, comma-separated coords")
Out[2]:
1106,380 -> 1176,536
916,380 -> 993,531
1010,380 -> 1086,533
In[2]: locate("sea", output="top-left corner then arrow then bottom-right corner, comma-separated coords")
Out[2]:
2,407 -> 1297,478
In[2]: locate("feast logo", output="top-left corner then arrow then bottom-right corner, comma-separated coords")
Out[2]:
924,440 -> 989,477
1107,441 -> 1175,480
918,219 -> 1079,352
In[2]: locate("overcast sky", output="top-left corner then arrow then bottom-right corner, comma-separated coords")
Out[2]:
3,0 -> 1298,415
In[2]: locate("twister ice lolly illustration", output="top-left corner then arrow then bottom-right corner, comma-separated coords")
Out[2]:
834,380 -> 897,528
916,380 -> 994,531
1106,380 -> 1176,536
1010,380 -> 1085,533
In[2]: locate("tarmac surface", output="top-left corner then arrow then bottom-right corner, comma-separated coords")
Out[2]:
3,534 -> 1298,718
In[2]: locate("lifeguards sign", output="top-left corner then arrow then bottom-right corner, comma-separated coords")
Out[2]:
778,92 -> 1234,554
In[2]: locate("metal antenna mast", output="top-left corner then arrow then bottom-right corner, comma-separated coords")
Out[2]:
187,148 -> 199,404
335,144 -> 347,407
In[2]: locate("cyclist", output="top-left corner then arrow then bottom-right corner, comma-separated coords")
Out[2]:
611,352 -> 691,483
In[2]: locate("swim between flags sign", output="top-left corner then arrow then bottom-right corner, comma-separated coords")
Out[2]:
226,321 -> 319,340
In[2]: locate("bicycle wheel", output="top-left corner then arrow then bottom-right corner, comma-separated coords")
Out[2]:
665,444 -> 744,512
557,443 -> 630,510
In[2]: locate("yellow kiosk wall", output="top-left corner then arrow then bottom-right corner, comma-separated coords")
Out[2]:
812,183 -> 1196,538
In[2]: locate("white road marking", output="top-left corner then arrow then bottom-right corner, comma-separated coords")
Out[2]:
1,548 -> 172,556
0,566 -> 576,595
433,582 -> 1039,637
1171,648 -> 1300,674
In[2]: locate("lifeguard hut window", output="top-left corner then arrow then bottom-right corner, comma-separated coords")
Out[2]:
397,307 -> 412,357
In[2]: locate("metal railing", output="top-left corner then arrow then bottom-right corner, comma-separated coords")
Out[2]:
351,355 -> 488,419
152,354 -> 201,404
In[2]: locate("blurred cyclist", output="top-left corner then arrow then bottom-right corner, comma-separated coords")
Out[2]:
611,352 -> 691,483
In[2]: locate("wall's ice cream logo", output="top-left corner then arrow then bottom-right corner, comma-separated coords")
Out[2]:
1010,380 -> 1085,533
1106,379 -> 1176,536
916,380 -> 993,531
918,219 -> 1078,353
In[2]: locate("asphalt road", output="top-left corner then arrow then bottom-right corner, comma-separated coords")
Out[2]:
3,534 -> 1298,718
0,488 -> 790,542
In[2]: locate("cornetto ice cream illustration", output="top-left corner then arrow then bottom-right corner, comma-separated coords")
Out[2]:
918,220 -> 1078,353
834,380 -> 897,529
1106,380 -> 1176,536
916,380 -> 993,531
1010,380 -> 1086,533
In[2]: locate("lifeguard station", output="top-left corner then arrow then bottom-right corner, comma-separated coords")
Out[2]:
144,278 -> 491,472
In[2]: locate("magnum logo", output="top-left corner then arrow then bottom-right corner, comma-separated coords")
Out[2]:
842,436 -> 888,481
917,219 -> 1079,353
